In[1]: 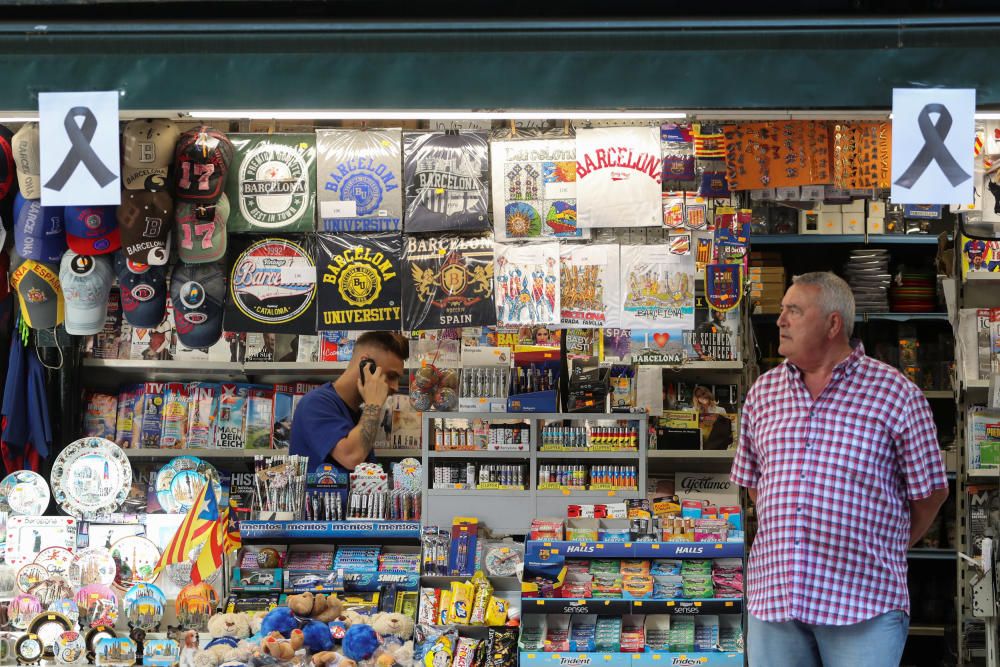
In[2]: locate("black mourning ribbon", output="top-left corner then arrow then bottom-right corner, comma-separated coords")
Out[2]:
44,106 -> 117,191
894,103 -> 971,189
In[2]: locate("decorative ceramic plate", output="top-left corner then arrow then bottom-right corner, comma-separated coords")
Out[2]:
122,583 -> 166,610
16,564 -> 49,594
70,548 -> 117,587
15,633 -> 43,664
0,472 -> 50,516
28,612 -> 72,654
5,517 -> 77,569
54,631 -> 85,665
124,595 -> 163,631
29,576 -> 74,607
154,457 -> 221,514
74,584 -> 119,628
84,627 -> 117,658
9,593 -> 43,630
48,599 -> 80,626
50,438 -> 131,519
34,547 -> 75,579
109,536 -> 160,590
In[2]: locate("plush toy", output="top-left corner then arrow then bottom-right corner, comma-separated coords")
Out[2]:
195,614 -> 255,667
259,593 -> 345,653
368,613 -> 414,643
311,652 -> 357,667
341,625 -> 380,664
262,630 -> 305,662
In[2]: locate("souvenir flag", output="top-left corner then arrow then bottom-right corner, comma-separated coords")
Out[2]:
191,508 -> 226,584
223,508 -> 242,554
576,127 -> 662,228
155,482 -> 220,572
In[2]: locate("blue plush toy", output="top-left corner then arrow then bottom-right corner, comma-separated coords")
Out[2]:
342,624 -> 380,663
258,607 -> 334,653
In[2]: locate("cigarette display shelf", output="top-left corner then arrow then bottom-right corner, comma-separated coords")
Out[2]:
750,234 -> 940,245
239,520 -> 421,541
525,598 -> 742,616
421,412 -> 648,534
519,650 -> 744,667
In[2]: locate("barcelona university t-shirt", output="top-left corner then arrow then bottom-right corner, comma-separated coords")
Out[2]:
290,383 -> 376,477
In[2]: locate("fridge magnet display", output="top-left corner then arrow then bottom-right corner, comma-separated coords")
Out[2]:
494,242 -> 560,326
620,246 -> 696,329
0,471 -> 50,516
576,127 -> 663,228
70,548 -> 117,587
490,138 -> 587,241
402,234 -> 495,330
403,131 -> 490,233
560,243 -> 621,328
226,134 -> 317,233
109,536 -> 160,591
833,121 -> 892,189
5,517 -> 77,568
50,437 -> 131,520
225,235 -> 317,335
316,129 -> 402,233
721,121 -> 832,190
314,232 -> 402,330
54,631 -> 84,665
154,456 -> 222,514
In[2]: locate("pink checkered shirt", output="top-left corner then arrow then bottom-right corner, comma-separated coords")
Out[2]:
731,343 -> 947,626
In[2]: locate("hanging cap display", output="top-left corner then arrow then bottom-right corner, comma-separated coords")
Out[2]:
170,262 -> 225,349
14,194 -> 66,263
64,205 -> 120,256
9,250 -> 63,329
117,189 -> 174,266
11,123 -> 40,200
173,126 -> 234,204
59,250 -> 114,335
174,194 -> 229,264
114,252 -> 167,328
121,119 -> 181,191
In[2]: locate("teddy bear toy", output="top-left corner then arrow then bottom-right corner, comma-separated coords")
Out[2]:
311,651 -> 357,667
262,630 -> 305,662
367,613 -> 414,667
195,613 -> 256,667
259,593 -> 345,653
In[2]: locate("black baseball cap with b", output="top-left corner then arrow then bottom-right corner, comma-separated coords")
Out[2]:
171,261 -> 225,349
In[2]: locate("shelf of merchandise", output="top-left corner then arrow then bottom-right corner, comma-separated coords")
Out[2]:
525,598 -> 742,615
922,390 -> 956,399
908,548 -> 958,561
519,652 -> 744,667
647,450 -> 735,460
536,451 -> 640,459
527,541 -> 744,559
123,447 -> 290,459
374,448 -> 422,458
750,234 -> 939,245
239,520 -> 421,540
966,468 -> 1000,479
421,412 -> 649,534
421,575 -> 522,589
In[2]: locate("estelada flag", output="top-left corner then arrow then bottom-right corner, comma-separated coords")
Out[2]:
155,482 -> 220,572
192,508 -> 241,584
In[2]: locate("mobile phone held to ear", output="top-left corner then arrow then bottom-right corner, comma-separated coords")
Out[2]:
360,358 -> 377,385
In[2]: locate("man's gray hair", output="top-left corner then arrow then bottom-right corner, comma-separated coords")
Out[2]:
791,272 -> 856,339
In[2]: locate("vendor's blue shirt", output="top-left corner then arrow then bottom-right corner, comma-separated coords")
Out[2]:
290,383 -> 374,474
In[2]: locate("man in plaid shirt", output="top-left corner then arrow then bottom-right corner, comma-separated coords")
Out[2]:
731,272 -> 949,666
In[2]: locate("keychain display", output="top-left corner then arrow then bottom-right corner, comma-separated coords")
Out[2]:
155,456 -> 222,514
50,437 -> 131,519
408,366 -> 459,412
0,471 -> 50,516
494,242 -> 560,326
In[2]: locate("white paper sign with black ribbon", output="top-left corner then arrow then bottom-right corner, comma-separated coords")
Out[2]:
891,88 -> 975,205
39,91 -> 121,207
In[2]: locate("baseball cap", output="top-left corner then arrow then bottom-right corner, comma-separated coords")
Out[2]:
174,126 -> 234,204
122,119 -> 181,191
114,252 -> 167,328
171,261 -> 225,349
14,194 -> 66,263
9,250 -> 63,329
118,189 -> 174,265
175,193 -> 229,263
64,205 -> 120,256
11,123 -> 40,200
59,250 -> 114,335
